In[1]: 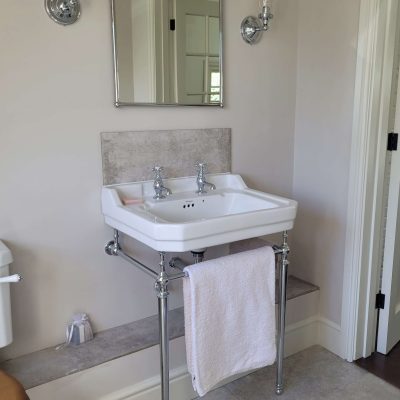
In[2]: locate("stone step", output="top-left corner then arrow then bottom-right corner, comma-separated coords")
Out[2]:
0,275 -> 318,390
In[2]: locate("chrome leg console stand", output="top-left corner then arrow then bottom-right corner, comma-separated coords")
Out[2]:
105,229 -> 290,399
155,252 -> 170,400
275,231 -> 289,395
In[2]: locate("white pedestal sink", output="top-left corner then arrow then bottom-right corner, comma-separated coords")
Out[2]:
102,173 -> 297,252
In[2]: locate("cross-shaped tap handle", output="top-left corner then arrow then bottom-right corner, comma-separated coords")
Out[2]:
152,166 -> 164,176
195,162 -> 207,172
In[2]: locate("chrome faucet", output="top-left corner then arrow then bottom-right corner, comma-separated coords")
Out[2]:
195,162 -> 216,194
152,166 -> 171,200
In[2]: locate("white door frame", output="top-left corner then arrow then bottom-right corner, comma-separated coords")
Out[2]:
341,0 -> 399,361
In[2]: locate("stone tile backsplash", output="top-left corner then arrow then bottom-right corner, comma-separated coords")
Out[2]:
101,128 -> 231,185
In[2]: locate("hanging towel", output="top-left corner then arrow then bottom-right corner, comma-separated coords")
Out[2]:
183,246 -> 276,397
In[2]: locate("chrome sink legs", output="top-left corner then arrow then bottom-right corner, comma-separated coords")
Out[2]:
155,252 -> 170,400
276,231 -> 289,395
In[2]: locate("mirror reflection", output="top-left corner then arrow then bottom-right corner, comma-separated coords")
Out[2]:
112,0 -> 222,106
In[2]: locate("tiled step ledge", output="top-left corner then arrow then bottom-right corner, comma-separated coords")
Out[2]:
0,275 -> 318,390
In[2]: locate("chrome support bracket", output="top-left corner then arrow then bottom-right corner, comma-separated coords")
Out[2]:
105,230 -> 120,256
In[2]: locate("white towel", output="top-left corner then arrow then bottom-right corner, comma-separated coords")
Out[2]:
183,246 -> 276,397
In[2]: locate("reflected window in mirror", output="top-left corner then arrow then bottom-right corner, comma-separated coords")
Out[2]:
111,0 -> 223,107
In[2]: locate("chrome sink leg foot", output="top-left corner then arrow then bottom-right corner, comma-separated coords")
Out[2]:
276,231 -> 289,395
155,252 -> 170,400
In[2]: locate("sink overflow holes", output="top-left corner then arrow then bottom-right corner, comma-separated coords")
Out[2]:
183,199 -> 205,209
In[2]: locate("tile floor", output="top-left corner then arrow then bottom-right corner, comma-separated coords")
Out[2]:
197,346 -> 400,400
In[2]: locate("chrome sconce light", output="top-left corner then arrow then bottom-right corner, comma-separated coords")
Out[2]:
241,0 -> 273,45
45,0 -> 81,25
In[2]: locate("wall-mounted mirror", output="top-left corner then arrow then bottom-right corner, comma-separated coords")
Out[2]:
111,0 -> 223,107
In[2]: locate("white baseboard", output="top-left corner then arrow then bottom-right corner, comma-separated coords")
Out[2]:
100,366 -> 196,400
27,315 -> 323,400
317,317 -> 343,357
284,316 -> 319,357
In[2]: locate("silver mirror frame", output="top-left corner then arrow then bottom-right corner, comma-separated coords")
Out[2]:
110,0 -> 224,107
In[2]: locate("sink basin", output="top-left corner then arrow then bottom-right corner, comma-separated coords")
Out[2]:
145,191 -> 280,223
101,174 -> 297,252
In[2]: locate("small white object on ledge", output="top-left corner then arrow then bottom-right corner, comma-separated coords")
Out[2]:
56,313 -> 94,350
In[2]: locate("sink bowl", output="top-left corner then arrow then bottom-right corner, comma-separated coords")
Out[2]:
145,191 -> 280,223
101,174 -> 297,252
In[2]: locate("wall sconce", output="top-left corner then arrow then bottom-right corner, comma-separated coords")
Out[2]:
45,0 -> 81,25
241,0 -> 273,45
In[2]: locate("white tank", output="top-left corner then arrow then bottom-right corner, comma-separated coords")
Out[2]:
0,241 -> 14,348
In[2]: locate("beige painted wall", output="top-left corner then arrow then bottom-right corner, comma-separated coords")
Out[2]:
0,0 -> 298,359
291,0 -> 360,325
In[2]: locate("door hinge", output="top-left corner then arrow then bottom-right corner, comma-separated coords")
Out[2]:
387,132 -> 398,151
170,19 -> 176,31
376,292 -> 386,310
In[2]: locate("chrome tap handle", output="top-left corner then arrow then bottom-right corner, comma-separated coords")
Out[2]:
195,162 -> 208,182
152,165 -> 164,172
195,162 -> 215,194
152,166 -> 171,200
153,166 -> 165,190
152,165 -> 164,178
195,162 -> 207,172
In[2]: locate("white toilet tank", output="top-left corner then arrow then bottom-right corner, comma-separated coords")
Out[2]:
0,241 -> 14,348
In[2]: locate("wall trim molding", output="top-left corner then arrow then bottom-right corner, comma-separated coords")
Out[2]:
99,366 -> 193,400
318,317 -> 342,357
341,0 -> 399,361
